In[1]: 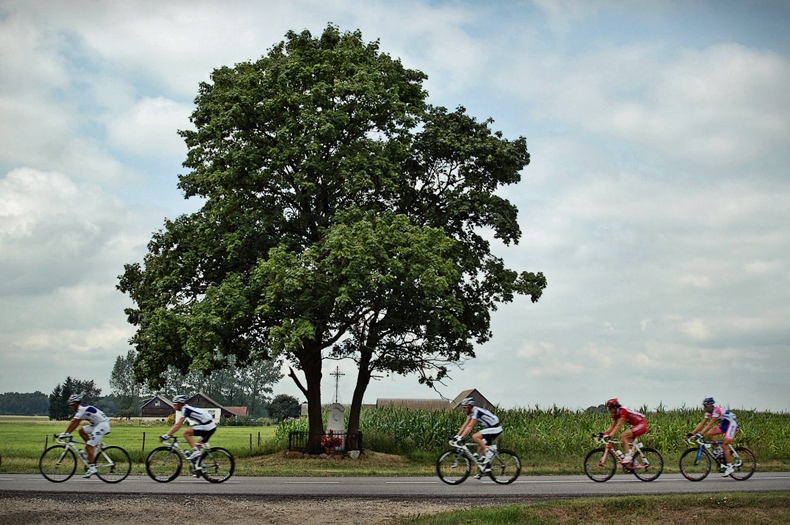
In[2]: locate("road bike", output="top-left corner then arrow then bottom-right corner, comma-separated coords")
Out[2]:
39,435 -> 131,483
436,439 -> 521,485
583,434 -> 663,482
679,434 -> 756,481
146,436 -> 235,483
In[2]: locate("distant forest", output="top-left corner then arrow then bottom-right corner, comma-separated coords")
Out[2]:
0,391 -> 49,415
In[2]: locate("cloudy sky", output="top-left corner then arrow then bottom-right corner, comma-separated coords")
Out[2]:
1,1 -> 788,412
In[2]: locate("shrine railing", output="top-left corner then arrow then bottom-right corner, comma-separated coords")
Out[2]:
288,431 -> 363,452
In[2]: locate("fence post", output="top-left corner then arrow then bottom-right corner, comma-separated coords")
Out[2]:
142,432 -> 146,452
249,433 -> 252,452
44,435 -> 48,450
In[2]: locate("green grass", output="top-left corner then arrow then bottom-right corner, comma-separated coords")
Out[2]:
398,492 -> 790,524
0,417 -> 277,475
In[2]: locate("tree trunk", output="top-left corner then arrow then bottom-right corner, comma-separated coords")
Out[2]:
298,345 -> 324,454
346,348 -> 372,449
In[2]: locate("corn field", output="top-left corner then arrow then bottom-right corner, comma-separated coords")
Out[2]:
276,405 -> 790,463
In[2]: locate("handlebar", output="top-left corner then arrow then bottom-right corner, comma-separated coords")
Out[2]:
685,434 -> 712,446
591,434 -> 617,445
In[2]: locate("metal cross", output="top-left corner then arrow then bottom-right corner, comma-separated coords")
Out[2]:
330,366 -> 344,404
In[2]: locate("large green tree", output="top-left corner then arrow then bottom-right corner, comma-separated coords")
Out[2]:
118,25 -> 545,452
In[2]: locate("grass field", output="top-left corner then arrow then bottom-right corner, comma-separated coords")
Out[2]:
399,493 -> 790,524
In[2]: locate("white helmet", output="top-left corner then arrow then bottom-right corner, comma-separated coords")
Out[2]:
68,393 -> 84,404
172,395 -> 188,404
461,397 -> 475,407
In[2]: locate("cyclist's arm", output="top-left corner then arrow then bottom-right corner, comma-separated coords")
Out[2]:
166,416 -> 187,437
458,417 -> 477,438
63,418 -> 81,435
692,417 -> 714,435
606,418 -> 625,438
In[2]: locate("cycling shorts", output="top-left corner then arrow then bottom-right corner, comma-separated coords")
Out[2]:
716,421 -> 738,442
630,420 -> 648,438
83,421 -> 110,447
479,425 -> 503,445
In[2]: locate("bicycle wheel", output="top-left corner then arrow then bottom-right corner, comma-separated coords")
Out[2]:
95,446 -> 131,483
584,448 -> 616,482
436,449 -> 471,485
631,447 -> 663,482
729,447 -> 756,481
200,447 -> 235,483
487,449 -> 521,485
679,447 -> 711,481
39,445 -> 76,482
146,446 -> 182,482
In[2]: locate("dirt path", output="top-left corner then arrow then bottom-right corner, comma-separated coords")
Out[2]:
2,493 -> 474,525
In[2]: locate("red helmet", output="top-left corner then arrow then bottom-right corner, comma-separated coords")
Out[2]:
605,398 -> 620,408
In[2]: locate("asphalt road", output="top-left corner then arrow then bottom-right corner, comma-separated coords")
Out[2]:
2,472 -> 789,499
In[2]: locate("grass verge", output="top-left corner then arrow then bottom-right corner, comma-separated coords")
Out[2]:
398,492 -> 790,524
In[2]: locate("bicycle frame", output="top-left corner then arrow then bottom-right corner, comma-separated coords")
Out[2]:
450,441 -> 498,470
160,437 -> 211,469
592,435 -> 651,471
54,436 -> 109,467
685,436 -> 741,468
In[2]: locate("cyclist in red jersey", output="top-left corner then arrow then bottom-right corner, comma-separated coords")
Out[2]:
600,398 -> 648,464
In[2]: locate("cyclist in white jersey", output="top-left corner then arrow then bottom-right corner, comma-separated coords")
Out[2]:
688,397 -> 739,477
161,395 -> 217,461
451,397 -> 503,474
58,392 -> 110,478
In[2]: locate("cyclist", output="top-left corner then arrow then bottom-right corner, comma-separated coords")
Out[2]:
160,395 -> 217,464
601,398 -> 648,464
451,397 -> 503,475
688,397 -> 738,477
58,392 -> 110,478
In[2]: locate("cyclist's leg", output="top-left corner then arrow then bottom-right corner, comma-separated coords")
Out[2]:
183,426 -> 198,450
80,425 -> 95,462
720,422 -> 737,464
624,421 -> 648,457
471,432 -> 486,457
478,428 -> 502,460
621,428 -> 634,455
191,427 -> 216,458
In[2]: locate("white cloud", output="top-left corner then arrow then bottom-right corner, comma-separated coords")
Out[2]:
0,1 -> 788,411
107,97 -> 192,158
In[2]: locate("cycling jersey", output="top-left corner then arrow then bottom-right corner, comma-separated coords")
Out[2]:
469,407 -> 500,428
73,404 -> 109,426
613,407 -> 646,426
181,404 -> 216,430
705,406 -> 737,425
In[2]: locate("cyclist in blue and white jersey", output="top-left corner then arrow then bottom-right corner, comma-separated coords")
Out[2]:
688,397 -> 739,477
451,397 -> 503,474
58,392 -> 110,478
161,395 -> 217,461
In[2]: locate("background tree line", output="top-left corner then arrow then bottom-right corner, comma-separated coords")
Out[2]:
1,349 -> 298,421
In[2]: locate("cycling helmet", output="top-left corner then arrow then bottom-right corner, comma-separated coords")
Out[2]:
460,397 -> 475,407
172,395 -> 188,404
703,397 -> 715,406
605,398 -> 620,408
67,393 -> 84,404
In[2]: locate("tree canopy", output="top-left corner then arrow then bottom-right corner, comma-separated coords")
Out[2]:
118,25 -> 545,451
